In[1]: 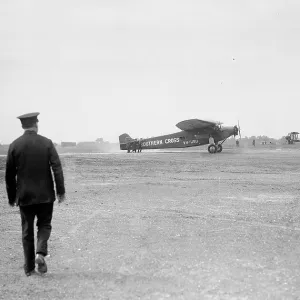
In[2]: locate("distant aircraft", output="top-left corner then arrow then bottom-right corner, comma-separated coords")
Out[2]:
285,132 -> 300,144
119,118 -> 241,154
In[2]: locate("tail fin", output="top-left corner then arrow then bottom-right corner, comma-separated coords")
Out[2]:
119,133 -> 133,150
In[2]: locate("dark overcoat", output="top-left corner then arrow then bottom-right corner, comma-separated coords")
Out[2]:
5,131 -> 65,206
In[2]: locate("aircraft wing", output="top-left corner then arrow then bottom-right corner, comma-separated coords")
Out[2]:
176,119 -> 218,131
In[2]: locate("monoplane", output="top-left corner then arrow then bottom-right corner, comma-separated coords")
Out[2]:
119,119 -> 241,154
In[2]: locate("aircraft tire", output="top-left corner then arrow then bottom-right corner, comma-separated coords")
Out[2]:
208,144 -> 217,154
217,144 -> 223,153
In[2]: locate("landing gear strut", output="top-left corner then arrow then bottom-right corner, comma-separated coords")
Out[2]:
207,139 -> 227,154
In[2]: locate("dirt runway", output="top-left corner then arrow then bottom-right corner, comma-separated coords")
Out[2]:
0,148 -> 299,299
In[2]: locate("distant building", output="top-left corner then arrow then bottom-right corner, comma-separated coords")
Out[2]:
61,142 -> 77,147
77,141 -> 96,148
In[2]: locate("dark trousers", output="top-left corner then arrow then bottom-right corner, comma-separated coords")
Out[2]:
19,202 -> 54,272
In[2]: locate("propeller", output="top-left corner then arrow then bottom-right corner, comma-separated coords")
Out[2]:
233,121 -> 242,139
237,120 -> 241,139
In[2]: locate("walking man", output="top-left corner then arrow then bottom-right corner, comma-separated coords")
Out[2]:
5,112 -> 66,276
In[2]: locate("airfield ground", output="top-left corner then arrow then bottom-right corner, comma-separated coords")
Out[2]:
0,147 -> 299,300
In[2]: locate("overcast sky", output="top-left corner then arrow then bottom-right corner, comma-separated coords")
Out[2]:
1,0 -> 299,144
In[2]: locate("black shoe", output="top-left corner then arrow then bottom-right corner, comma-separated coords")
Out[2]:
35,254 -> 47,274
25,269 -> 36,276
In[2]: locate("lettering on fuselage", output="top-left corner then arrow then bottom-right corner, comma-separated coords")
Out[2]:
165,138 -> 180,144
183,139 -> 199,145
142,140 -> 163,147
142,137 -> 181,147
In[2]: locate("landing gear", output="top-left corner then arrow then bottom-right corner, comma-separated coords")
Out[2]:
208,143 -> 223,154
208,144 -> 217,154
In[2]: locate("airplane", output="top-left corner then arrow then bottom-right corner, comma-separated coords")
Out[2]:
119,118 -> 241,154
285,132 -> 300,144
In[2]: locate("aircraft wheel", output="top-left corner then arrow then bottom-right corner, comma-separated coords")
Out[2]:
217,144 -> 223,153
208,144 -> 217,154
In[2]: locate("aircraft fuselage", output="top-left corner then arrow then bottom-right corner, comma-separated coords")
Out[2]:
123,126 -> 236,151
